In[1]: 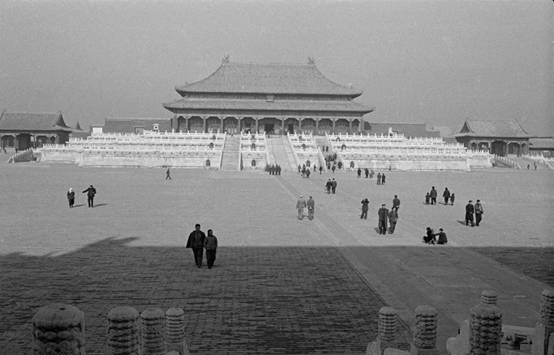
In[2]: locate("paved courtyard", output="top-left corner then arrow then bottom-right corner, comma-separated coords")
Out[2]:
0,162 -> 552,354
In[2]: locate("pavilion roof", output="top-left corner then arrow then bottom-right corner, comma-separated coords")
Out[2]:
529,138 -> 554,150
163,97 -> 374,114
456,120 -> 529,138
0,112 -> 72,132
176,61 -> 363,97
367,123 -> 440,138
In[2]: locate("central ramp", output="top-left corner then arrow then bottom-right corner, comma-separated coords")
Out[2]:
221,135 -> 240,170
267,135 -> 297,171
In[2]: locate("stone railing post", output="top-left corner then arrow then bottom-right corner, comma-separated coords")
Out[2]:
469,304 -> 502,355
166,307 -> 189,354
411,305 -> 438,355
141,308 -> 165,355
536,289 -> 554,355
32,303 -> 85,355
480,290 -> 498,306
107,306 -> 139,355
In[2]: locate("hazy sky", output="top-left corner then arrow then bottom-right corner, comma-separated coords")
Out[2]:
0,0 -> 552,135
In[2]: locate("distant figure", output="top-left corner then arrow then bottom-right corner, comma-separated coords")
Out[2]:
305,169 -> 311,178
388,208 -> 398,234
425,192 -> 430,205
443,187 -> 450,205
450,193 -> 455,205
430,186 -> 437,205
381,173 -> 386,185
378,204 -> 389,235
534,162 -> 537,170
331,178 -> 337,194
307,196 -> 315,220
325,179 -> 332,193
186,224 -> 206,268
436,228 -> 448,245
361,198 -> 369,219
204,229 -> 218,269
377,173 -> 382,185
296,195 -> 307,220
319,165 -> 323,174
465,200 -> 475,226
313,164 -> 317,172
67,187 -> 75,208
364,168 -> 369,178
370,169 -> 375,179
82,185 -> 96,208
474,200 -> 484,226
392,195 -> 400,211
331,165 -> 336,173
357,168 -> 362,178
423,227 -> 436,244
298,164 -> 301,173
165,167 -> 172,180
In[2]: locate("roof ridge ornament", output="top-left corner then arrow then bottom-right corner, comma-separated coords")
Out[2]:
222,55 -> 230,64
307,57 -> 315,65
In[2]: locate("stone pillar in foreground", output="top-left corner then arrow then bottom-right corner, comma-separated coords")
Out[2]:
469,304 -> 502,355
166,307 -> 189,355
535,289 -> 554,355
141,308 -> 165,355
480,290 -> 498,306
107,306 -> 139,355
411,305 -> 438,355
367,307 -> 398,355
32,303 -> 85,355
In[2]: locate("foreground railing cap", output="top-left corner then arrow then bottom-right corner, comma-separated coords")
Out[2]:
107,306 -> 139,321
32,303 -> 84,328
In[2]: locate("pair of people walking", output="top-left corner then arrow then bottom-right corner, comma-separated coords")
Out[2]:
465,200 -> 484,226
377,173 -> 386,185
66,185 -> 97,208
377,204 -> 398,235
296,195 -> 315,220
186,224 -> 218,269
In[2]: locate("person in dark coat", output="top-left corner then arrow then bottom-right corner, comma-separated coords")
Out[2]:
186,224 -> 206,268
82,185 -> 96,208
388,209 -> 398,234
331,178 -> 337,194
204,229 -> 218,269
307,196 -> 315,220
377,173 -> 382,185
436,228 -> 448,245
425,192 -> 430,205
442,188 -> 450,205
364,168 -> 369,178
474,200 -> 484,226
319,165 -> 323,174
381,173 -> 386,185
360,198 -> 369,219
67,187 -> 75,208
430,186 -> 437,205
357,168 -> 362,178
392,195 -> 400,211
450,193 -> 455,205
378,204 -> 389,235
423,227 -> 436,244
465,200 -> 475,226
325,179 -> 332,193
165,167 -> 172,180
331,165 -> 336,173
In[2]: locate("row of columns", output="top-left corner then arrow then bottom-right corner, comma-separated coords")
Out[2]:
0,133 -> 59,150
175,115 -> 363,134
468,139 -> 528,157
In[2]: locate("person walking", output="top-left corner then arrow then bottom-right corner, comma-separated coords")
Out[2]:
82,185 -> 96,208
319,165 -> 323,174
307,196 -> 315,220
381,173 -> 386,185
450,193 -> 455,205
430,186 -> 437,205
165,167 -> 172,180
204,229 -> 218,269
474,200 -> 484,226
296,195 -> 307,220
425,192 -> 430,205
360,198 -> 369,219
357,168 -> 362,178
377,173 -> 382,185
331,178 -> 337,194
465,200 -> 475,226
186,224 -> 206,268
442,188 -> 450,205
378,204 -> 389,235
364,168 -> 369,178
392,195 -> 400,212
67,187 -> 75,208
388,208 -> 398,234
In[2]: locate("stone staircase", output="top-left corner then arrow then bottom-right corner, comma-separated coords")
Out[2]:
221,135 -> 240,170
267,136 -> 297,171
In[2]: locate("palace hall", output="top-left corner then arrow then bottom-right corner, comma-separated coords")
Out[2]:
163,58 -> 375,135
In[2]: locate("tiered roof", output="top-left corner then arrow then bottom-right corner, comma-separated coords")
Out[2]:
175,61 -> 363,97
456,120 -> 529,138
0,112 -> 72,132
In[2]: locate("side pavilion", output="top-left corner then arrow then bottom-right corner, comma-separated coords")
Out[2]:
455,119 -> 530,156
0,112 -> 73,151
163,58 -> 375,135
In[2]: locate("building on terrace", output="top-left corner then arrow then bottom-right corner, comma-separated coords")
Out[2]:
163,57 -> 375,135
455,120 -> 530,156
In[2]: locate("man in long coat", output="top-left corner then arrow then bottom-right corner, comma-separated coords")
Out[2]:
307,196 -> 315,220
388,208 -> 398,234
296,195 -> 307,220
186,224 -> 206,268
474,200 -> 484,226
360,198 -> 369,219
378,204 -> 389,235
465,200 -> 475,226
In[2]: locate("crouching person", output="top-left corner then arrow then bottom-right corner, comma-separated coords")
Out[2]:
436,228 -> 448,245
205,229 -> 218,269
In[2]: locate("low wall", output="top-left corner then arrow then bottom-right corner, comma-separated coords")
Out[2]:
346,159 -> 470,171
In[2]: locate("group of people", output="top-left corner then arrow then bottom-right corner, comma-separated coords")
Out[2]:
425,186 -> 455,205
423,227 -> 448,245
376,172 -> 386,185
296,195 -> 315,220
356,167 -> 376,179
66,185 -> 97,208
325,178 -> 338,194
266,164 -> 282,175
376,196 -> 400,235
465,199 -> 484,226
185,224 -> 219,269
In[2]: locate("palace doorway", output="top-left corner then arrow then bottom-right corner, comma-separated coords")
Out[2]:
264,124 -> 274,134
288,124 -> 294,134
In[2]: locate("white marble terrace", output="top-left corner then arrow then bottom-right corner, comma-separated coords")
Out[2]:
287,132 -> 325,169
240,132 -> 269,170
